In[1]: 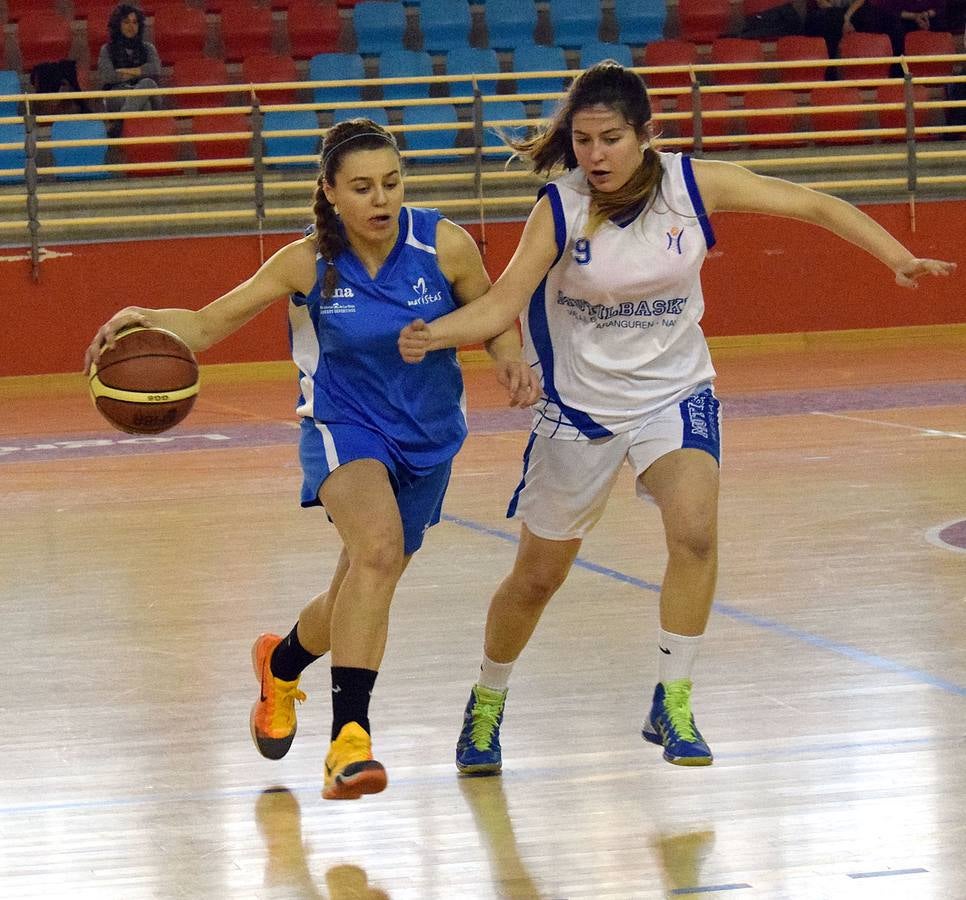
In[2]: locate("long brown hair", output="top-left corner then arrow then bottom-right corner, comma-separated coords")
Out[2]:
511,61 -> 663,231
312,118 -> 399,299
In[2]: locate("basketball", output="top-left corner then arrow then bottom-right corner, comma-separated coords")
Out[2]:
89,327 -> 199,435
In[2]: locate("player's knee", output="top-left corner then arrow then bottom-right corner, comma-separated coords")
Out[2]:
511,567 -> 569,607
667,522 -> 716,562
350,539 -> 405,581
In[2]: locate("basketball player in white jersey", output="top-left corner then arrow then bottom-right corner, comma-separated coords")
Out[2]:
398,62 -> 956,769
85,119 -> 539,800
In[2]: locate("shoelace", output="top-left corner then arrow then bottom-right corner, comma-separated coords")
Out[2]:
662,681 -> 698,742
470,699 -> 502,749
271,682 -> 307,730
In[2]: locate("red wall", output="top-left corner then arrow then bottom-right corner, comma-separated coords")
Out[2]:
1,198 -> 962,377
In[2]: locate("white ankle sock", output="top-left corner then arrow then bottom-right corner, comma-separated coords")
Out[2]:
657,629 -> 704,684
478,653 -> 515,692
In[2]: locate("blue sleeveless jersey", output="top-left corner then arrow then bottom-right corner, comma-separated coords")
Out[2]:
289,207 -> 467,473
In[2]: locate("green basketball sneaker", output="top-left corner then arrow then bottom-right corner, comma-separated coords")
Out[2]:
641,679 -> 713,766
456,684 -> 507,774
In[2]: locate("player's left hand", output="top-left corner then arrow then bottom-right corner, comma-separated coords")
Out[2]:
894,258 -> 957,288
495,359 -> 541,408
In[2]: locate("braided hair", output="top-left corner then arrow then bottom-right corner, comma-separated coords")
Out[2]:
313,118 -> 400,299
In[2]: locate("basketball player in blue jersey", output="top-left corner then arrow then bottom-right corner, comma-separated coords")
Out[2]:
399,62 -> 956,770
84,118 -> 539,799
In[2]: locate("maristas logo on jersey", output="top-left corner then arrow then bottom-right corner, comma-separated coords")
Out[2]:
408,276 -> 443,307
320,287 -> 357,314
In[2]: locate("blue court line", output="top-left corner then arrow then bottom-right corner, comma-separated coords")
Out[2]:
671,885 -> 751,895
441,514 -> 966,698
847,868 -> 928,879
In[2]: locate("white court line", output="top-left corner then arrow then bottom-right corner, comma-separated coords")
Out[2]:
810,410 -> 966,439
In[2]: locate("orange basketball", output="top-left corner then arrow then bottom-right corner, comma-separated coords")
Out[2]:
89,327 -> 199,435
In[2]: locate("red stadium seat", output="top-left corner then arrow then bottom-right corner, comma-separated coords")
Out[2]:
171,55 -> 233,109
190,112 -> 253,172
5,0 -> 59,22
122,116 -> 183,176
808,86 -> 868,144
17,11 -> 73,72
875,81 -> 936,141
77,2 -> 120,63
218,1 -> 276,62
775,35 -> 829,85
241,53 -> 300,105
675,90 -> 733,151
709,38 -> 765,88
141,0 -> 198,13
152,6 -> 209,66
903,30 -> 957,79
739,88 -> 807,147
837,31 -> 893,82
642,40 -> 698,91
677,0 -> 733,44
286,0 -> 343,59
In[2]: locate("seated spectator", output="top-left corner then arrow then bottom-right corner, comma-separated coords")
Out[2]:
97,3 -> 162,133
844,0 -> 948,55
739,1 -> 850,57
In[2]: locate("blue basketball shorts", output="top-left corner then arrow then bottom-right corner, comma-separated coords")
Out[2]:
298,418 -> 453,555
507,386 -> 722,540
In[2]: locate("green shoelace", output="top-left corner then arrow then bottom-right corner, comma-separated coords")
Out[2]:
470,689 -> 504,749
662,680 -> 698,742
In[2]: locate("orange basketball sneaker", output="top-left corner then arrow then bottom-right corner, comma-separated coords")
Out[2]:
250,633 -> 306,760
323,722 -> 387,800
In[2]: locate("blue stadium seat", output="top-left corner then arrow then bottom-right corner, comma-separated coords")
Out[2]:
509,44 -> 570,96
402,104 -> 460,163
478,99 -> 527,156
262,109 -> 320,168
445,47 -> 500,98
378,49 -> 434,102
579,41 -> 634,69
50,119 -> 110,181
613,0 -> 666,46
331,106 -> 390,126
483,0 -> 537,51
309,52 -> 366,106
548,0 -> 601,48
418,0 -> 472,53
0,70 -> 22,117
352,0 -> 406,55
0,122 -> 26,184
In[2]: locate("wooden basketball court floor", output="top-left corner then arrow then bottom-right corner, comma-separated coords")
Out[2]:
1,327 -> 964,899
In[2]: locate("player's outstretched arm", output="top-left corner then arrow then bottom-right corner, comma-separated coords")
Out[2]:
84,237 -> 316,374
399,197 -> 559,363
692,159 -> 958,286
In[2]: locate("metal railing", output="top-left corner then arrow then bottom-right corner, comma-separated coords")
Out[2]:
0,51 -> 963,277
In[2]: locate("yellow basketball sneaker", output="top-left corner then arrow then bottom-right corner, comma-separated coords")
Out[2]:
250,633 -> 306,760
323,722 -> 388,800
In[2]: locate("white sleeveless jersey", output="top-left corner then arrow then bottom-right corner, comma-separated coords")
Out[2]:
524,152 -> 716,440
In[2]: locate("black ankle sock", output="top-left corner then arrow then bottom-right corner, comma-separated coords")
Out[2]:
330,666 -> 378,741
269,622 -> 322,682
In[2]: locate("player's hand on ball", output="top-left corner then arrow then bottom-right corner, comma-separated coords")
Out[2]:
894,257 -> 956,289
398,319 -> 433,364
84,308 -> 151,374
496,359 -> 541,408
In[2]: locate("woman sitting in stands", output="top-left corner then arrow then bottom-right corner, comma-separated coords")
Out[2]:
844,0 -> 948,55
97,3 -> 162,133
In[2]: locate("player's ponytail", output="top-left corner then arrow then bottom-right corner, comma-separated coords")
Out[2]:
313,118 -> 399,300
312,176 -> 342,300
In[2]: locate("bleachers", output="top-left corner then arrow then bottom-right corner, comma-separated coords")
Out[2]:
0,0 -> 957,201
